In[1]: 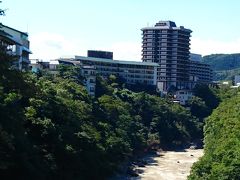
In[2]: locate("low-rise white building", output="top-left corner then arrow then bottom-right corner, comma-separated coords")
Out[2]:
234,75 -> 240,86
30,59 -> 57,73
58,55 -> 160,96
222,81 -> 229,85
49,60 -> 59,70
174,90 -> 193,105
30,59 -> 97,96
53,59 -> 97,96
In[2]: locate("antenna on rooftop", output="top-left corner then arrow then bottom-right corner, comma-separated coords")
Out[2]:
0,1 -> 7,17
26,23 -> 28,34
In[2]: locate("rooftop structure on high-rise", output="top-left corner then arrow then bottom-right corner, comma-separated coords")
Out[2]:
87,50 -> 113,59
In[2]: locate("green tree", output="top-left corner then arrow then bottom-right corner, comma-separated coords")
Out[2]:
189,88 -> 240,180
188,96 -> 210,120
193,84 -> 220,110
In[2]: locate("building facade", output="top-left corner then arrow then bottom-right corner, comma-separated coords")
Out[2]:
0,23 -> 31,70
31,59 -> 97,96
75,55 -> 159,86
80,65 -> 96,96
189,60 -> 213,86
234,75 -> 240,86
142,21 -> 192,92
58,53 -> 159,96
174,89 -> 193,105
58,54 -> 159,87
188,53 -> 212,88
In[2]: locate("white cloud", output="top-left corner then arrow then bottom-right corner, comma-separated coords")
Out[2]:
29,32 -> 87,60
191,37 -> 240,55
104,41 -> 142,61
29,32 -> 141,61
30,32 -> 240,61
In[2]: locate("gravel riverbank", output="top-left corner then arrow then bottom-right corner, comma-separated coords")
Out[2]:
113,148 -> 203,180
131,149 -> 203,180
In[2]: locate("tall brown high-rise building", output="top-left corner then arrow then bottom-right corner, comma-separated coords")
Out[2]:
141,21 -> 192,92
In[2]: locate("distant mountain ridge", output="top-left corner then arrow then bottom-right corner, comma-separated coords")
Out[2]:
202,53 -> 240,80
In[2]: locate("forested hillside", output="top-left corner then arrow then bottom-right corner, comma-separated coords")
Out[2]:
203,54 -> 240,81
0,45 -> 203,179
203,54 -> 240,71
189,87 -> 240,179
213,68 -> 240,81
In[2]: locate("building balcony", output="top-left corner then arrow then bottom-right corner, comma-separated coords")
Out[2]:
142,44 -> 154,48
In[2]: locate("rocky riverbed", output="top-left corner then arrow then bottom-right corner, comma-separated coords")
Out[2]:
113,148 -> 203,180
131,149 -> 203,180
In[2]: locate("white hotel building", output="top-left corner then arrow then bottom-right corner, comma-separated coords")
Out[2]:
59,55 -> 159,87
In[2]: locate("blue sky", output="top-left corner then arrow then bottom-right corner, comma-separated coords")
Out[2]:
2,0 -> 240,60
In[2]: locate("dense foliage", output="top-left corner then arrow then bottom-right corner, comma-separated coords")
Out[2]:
214,68 -> 240,81
0,45 -> 203,179
203,54 -> 240,81
187,84 -> 220,122
189,87 -> 240,180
